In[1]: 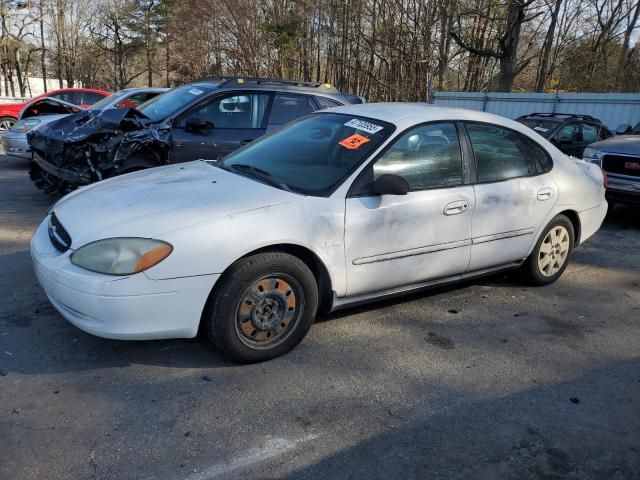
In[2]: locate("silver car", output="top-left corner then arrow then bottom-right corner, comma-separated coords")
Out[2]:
1,87 -> 167,159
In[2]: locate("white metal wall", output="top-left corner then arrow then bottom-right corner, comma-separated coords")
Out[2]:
432,92 -> 640,129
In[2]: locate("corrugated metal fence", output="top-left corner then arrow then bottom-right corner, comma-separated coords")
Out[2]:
431,92 -> 640,130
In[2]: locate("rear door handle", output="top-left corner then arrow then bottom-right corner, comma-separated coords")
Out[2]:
444,200 -> 469,216
537,187 -> 554,201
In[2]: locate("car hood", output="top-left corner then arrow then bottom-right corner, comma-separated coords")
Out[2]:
590,135 -> 640,155
34,114 -> 72,128
52,161 -> 301,248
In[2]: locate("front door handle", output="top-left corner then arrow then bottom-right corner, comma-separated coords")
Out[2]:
537,187 -> 554,201
444,200 -> 469,216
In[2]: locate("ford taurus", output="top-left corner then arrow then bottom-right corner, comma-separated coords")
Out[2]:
31,104 -> 608,362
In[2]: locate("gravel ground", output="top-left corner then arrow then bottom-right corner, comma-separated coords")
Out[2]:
1,153 -> 639,480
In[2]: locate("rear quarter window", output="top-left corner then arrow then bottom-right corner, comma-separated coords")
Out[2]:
523,136 -> 553,173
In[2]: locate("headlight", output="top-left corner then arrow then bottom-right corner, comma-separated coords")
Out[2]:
582,147 -> 603,163
11,118 -> 41,132
71,238 -> 172,275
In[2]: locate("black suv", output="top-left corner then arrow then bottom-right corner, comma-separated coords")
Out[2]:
516,112 -> 612,157
28,77 -> 363,193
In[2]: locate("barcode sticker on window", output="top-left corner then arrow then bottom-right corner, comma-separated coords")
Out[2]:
344,119 -> 383,134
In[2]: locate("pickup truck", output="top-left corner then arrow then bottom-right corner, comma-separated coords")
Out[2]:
583,122 -> 640,207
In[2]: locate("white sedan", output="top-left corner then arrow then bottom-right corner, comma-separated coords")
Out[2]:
31,104 -> 608,362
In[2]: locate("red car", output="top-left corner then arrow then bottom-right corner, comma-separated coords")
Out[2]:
0,88 -> 111,130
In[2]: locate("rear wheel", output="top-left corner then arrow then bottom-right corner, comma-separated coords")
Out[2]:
0,116 -> 16,131
524,215 -> 574,285
205,252 -> 318,363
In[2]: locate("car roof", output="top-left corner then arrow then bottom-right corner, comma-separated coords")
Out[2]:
186,77 -> 347,97
518,112 -> 603,124
326,103 -> 535,131
116,87 -> 169,94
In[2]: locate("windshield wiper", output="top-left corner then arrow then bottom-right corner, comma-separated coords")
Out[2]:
230,163 -> 290,191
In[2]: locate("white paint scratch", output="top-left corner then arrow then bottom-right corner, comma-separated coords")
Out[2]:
183,434 -> 318,480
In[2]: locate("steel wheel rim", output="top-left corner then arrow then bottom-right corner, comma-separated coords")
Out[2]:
538,226 -> 570,277
0,119 -> 14,131
234,274 -> 304,349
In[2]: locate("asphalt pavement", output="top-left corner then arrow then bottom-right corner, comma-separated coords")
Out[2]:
1,153 -> 639,480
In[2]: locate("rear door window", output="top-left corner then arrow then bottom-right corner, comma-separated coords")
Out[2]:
465,123 -> 538,182
267,94 -> 317,128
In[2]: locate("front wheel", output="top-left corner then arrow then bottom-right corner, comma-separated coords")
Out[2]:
523,215 -> 575,286
205,252 -> 319,363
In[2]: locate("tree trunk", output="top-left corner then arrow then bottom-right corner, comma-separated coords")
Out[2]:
535,0 -> 562,92
39,1 -> 47,92
497,1 -> 525,92
615,0 -> 640,89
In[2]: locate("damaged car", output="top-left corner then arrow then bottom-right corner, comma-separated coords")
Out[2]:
1,97 -> 82,159
31,104 -> 607,362
28,77 -> 364,193
2,88 -> 166,161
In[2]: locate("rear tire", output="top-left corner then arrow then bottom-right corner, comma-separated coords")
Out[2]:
523,214 -> 574,286
204,252 -> 318,363
0,116 -> 16,131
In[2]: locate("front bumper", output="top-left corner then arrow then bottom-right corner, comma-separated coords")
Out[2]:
1,131 -> 31,159
31,216 -> 218,340
606,175 -> 640,205
32,152 -> 92,185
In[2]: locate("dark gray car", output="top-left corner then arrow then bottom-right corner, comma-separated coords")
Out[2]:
583,122 -> 640,206
28,77 -> 363,193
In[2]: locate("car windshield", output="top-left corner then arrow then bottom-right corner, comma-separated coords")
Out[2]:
217,113 -> 394,196
89,90 -> 129,111
138,84 -> 217,122
517,119 -> 559,137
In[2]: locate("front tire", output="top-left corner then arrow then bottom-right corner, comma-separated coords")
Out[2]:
524,215 -> 575,286
205,252 -> 319,363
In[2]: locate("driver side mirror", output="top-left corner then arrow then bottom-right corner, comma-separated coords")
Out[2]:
615,123 -> 632,135
372,174 -> 409,196
185,117 -> 214,132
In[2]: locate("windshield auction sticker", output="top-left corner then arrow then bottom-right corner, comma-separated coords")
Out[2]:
344,119 -> 383,134
188,88 -> 204,95
339,133 -> 371,150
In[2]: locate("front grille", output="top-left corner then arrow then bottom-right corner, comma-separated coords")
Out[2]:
48,213 -> 72,253
602,154 -> 640,178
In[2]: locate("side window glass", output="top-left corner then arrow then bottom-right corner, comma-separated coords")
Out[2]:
372,123 -> 462,191
115,92 -> 154,109
315,96 -> 342,109
49,91 -> 75,104
524,137 -> 553,173
598,128 -> 611,140
466,123 -> 537,182
582,123 -> 599,143
268,94 -> 317,127
556,123 -> 579,142
179,93 -> 270,129
82,91 -> 106,105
